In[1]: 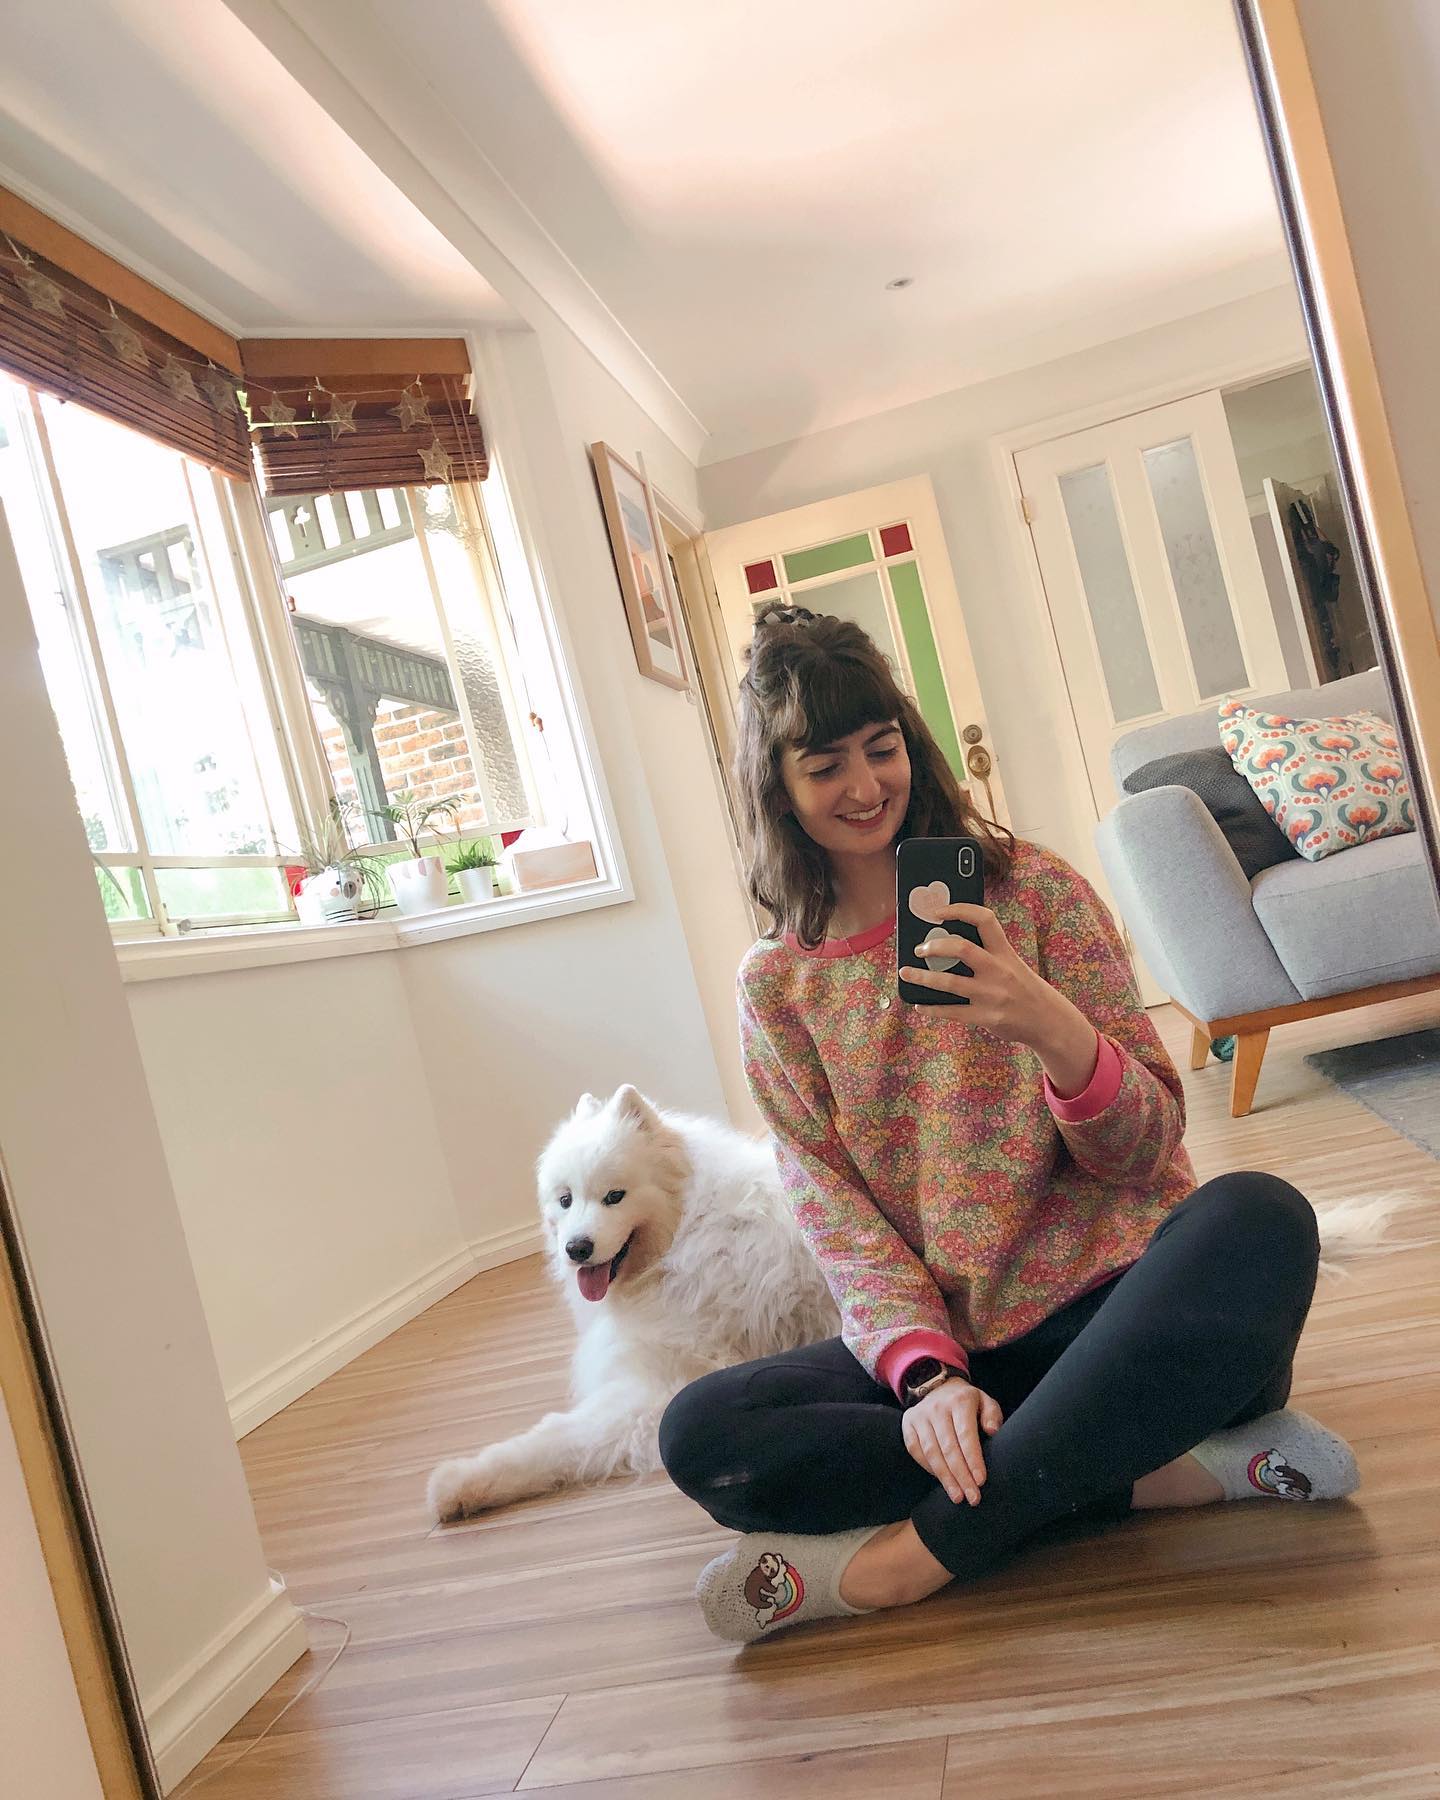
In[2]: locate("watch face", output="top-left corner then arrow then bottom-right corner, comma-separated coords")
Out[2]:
906,1358 -> 945,1392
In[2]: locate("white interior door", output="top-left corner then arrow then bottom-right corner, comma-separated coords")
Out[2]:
1016,390 -> 1290,815
704,475 -> 1008,825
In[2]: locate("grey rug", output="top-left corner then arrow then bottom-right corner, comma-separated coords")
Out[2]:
1305,1028 -> 1440,1161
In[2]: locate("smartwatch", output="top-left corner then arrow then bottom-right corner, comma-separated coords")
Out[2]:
901,1356 -> 965,1408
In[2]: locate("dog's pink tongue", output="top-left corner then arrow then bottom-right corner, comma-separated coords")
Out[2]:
577,1261 -> 612,1302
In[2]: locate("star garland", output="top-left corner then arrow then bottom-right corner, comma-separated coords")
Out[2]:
1,232 -> 486,546
321,392 -> 358,439
420,437 -> 453,483
200,369 -> 241,416
389,383 -> 431,430
262,394 -> 299,438
101,306 -> 148,369
158,355 -> 200,403
1,234 -> 250,425
17,262 -> 66,318
1,237 -> 482,524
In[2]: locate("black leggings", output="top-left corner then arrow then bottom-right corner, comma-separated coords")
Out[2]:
660,1171 -> 1319,1582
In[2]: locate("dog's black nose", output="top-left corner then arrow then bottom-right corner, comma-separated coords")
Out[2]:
565,1236 -> 594,1265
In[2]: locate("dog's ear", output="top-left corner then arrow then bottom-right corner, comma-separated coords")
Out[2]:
574,1093 -> 603,1119
610,1084 -> 657,1130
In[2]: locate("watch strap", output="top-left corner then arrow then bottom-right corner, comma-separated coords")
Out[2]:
902,1357 -> 965,1407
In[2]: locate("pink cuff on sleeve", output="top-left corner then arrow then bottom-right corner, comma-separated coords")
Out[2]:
876,1329 -> 971,1401
1044,1030 -> 1122,1122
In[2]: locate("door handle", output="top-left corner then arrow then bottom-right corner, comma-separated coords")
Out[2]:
962,728 -> 998,821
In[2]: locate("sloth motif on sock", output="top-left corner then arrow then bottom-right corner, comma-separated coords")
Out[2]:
743,1549 -> 806,1625
696,1526 -> 882,1643
1187,1408 -> 1359,1502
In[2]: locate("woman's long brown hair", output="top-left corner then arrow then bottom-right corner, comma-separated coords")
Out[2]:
735,604 -> 1014,947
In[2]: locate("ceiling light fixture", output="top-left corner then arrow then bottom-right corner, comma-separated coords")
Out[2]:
885,276 -> 914,290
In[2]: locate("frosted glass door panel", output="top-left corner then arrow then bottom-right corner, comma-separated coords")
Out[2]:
1058,464 -> 1161,723
1143,437 -> 1249,698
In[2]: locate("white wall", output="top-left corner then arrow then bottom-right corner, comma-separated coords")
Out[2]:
0,508 -> 305,1790
699,284 -> 1309,882
126,950 -> 469,1432
1223,367 -> 1333,497
0,1393 -> 105,1800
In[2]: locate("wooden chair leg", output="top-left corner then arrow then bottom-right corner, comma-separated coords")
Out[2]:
1230,1028 -> 1271,1117
1188,1025 -> 1211,1071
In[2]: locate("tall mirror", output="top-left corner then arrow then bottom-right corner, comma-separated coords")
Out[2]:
2,2 -> 1436,1796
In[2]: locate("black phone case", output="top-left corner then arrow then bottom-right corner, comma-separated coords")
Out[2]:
896,836 -> 985,1006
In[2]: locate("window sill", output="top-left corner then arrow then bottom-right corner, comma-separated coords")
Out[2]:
115,876 -> 630,982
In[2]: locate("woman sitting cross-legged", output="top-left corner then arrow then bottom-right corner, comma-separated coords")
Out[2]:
660,605 -> 1357,1644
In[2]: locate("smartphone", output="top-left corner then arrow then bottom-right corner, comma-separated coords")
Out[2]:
896,836 -> 985,1006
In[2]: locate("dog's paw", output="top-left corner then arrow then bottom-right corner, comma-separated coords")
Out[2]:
427,1456 -> 493,1524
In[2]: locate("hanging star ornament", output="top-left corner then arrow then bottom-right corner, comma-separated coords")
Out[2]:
420,438 -> 453,483
16,264 -> 66,318
101,313 -> 147,369
158,356 -> 200,403
323,393 -> 358,438
200,370 -> 241,416
389,384 -> 431,430
262,394 -> 300,438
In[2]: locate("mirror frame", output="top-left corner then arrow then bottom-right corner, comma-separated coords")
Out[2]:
5,11 -> 1436,1796
1237,0 -> 1440,898
0,1163 -> 160,1799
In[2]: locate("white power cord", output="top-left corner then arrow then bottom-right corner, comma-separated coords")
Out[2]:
177,1599 -> 352,1795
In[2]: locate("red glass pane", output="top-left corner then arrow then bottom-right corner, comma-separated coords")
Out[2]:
744,559 -> 778,594
880,522 -> 913,557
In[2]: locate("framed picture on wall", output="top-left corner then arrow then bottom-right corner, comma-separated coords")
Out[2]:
590,441 -> 689,690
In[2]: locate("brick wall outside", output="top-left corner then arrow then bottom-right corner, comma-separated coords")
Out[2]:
312,693 -> 490,841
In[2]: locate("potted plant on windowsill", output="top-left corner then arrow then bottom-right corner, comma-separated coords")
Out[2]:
289,797 -> 386,925
447,836 -> 500,904
373,791 -> 465,916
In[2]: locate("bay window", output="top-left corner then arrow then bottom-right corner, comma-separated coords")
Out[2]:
0,366 -> 598,939
0,212 -> 606,948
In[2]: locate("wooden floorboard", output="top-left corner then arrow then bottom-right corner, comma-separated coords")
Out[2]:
175,995 -> 1440,1798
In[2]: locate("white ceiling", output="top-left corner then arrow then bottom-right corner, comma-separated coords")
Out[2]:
323,0 -> 1293,458
0,0 -> 507,332
0,0 -> 1292,463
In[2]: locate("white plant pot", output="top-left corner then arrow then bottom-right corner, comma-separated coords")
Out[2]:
387,853 -> 450,916
295,865 -> 362,926
456,866 -> 496,904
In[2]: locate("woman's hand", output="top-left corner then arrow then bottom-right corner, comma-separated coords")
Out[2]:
902,1378 -> 1004,1504
900,903 -> 1099,1097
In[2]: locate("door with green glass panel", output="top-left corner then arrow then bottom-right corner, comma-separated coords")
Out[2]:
704,475 -> 1007,824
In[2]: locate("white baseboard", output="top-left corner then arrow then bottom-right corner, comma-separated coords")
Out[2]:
146,1576 -> 308,1794
468,1219 -> 545,1275
227,1225 -> 544,1437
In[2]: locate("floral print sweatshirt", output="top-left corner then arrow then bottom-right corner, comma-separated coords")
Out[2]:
737,841 -> 1196,1393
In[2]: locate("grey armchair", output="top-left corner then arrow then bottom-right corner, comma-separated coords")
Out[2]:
1095,669 -> 1440,1115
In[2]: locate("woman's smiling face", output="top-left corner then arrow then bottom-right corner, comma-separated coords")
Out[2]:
779,719 -> 911,862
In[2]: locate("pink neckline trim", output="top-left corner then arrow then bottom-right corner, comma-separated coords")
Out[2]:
786,915 -> 896,959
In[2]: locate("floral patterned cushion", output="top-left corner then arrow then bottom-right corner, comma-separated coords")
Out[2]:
1218,700 -> 1413,862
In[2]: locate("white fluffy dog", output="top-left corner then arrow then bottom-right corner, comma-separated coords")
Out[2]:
427,1085 -> 838,1522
